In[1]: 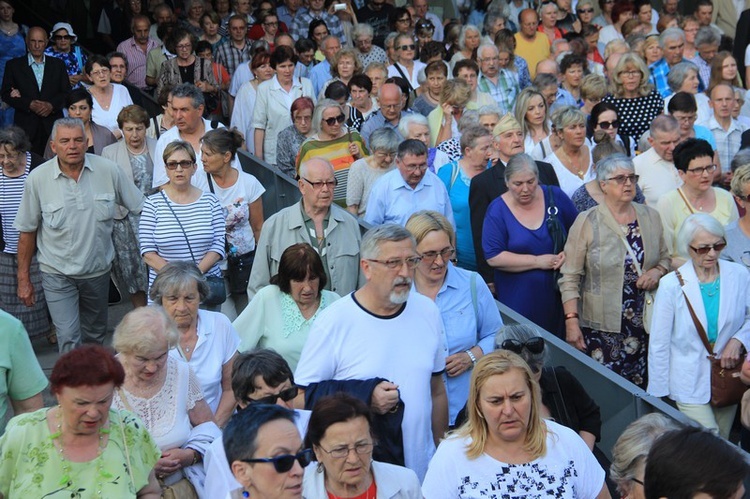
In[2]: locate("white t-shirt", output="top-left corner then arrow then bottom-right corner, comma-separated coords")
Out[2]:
295,291 -> 447,481
544,150 -> 595,199
208,172 -> 266,254
422,420 -> 606,499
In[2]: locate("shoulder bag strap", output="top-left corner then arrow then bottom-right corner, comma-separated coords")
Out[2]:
160,190 -> 197,264
675,269 -> 714,356
677,188 -> 696,214
206,172 -> 215,193
617,232 -> 643,276
393,63 -> 415,93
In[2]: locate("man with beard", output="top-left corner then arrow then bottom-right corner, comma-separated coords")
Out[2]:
294,223 -> 448,481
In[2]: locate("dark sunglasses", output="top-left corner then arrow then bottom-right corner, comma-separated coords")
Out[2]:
248,386 -> 299,405
597,119 -> 619,129
399,44 -> 416,51
53,35 -> 75,40
323,114 -> 346,126
241,448 -> 314,473
500,337 -> 545,355
689,241 -> 727,255
577,7 -> 594,13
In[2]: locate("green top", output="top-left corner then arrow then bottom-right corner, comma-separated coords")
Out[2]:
0,408 -> 161,498
700,276 -> 721,346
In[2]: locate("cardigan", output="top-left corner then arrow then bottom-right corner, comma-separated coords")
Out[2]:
302,460 -> 422,499
559,202 -> 670,333
101,137 -> 157,219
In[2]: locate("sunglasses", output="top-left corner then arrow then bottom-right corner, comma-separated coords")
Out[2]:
399,44 -> 416,51
247,386 -> 299,405
323,114 -> 346,126
165,160 -> 195,170
500,337 -> 545,355
241,448 -> 314,473
54,35 -> 75,40
597,119 -> 619,129
689,241 -> 727,255
577,7 -> 594,13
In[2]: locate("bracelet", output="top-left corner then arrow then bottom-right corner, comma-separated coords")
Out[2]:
190,449 -> 200,466
564,312 -> 579,321
465,349 -> 477,364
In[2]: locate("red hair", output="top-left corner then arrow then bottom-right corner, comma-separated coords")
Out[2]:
50,345 -> 125,394
290,96 -> 315,120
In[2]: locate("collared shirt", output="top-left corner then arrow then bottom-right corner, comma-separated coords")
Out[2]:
27,53 -> 44,90
633,146 -> 683,207
706,115 -> 744,172
690,54 -> 712,90
355,46 -> 388,68
290,8 -> 346,43
276,5 -> 296,28
359,109 -> 407,145
363,169 -> 454,227
309,59 -> 331,96
215,39 -> 252,76
13,154 -> 145,278
478,70 -> 519,115
116,36 -> 159,89
649,57 -> 707,99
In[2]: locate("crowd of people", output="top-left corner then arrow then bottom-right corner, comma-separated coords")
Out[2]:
2,0 -> 750,495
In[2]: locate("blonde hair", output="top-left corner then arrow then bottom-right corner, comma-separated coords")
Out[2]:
580,73 -> 608,101
731,163 -> 750,198
162,140 -> 197,164
331,48 -> 363,78
514,87 -> 549,136
456,350 -> 547,460
440,78 -> 472,107
112,306 -> 179,356
405,210 -> 456,246
610,52 -> 653,98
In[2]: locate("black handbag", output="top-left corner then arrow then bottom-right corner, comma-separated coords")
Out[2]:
545,186 -> 567,291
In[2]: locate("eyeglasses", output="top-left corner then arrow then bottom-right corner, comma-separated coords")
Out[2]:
176,43 -> 192,50
576,7 -> 594,13
403,163 -> 428,172
631,478 -> 644,486
165,160 -> 195,170
689,240 -> 727,255
89,68 -> 110,77
247,386 -> 299,405
619,70 -> 640,78
293,115 -> 312,123
365,257 -> 422,269
686,164 -> 717,175
416,21 -> 434,30
54,35 -> 75,40
605,174 -> 639,185
317,442 -> 375,459
263,21 -> 278,26
323,114 -> 346,126
0,151 -> 21,161
419,247 -> 456,263
597,119 -> 619,129
241,449 -> 314,473
399,44 -> 416,51
500,337 -> 545,355
301,177 -> 338,190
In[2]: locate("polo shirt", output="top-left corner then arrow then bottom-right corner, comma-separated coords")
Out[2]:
633,146 -> 683,207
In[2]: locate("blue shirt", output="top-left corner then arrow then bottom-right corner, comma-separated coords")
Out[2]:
359,110 -> 407,146
694,124 -> 717,149
363,169 -> 455,227
309,59 -> 331,96
27,53 -> 44,91
699,277 -> 720,345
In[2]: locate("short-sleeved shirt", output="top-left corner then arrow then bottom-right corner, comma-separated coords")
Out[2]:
208,171 -> 265,255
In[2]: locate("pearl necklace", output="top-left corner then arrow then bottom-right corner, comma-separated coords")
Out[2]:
52,408 -> 110,497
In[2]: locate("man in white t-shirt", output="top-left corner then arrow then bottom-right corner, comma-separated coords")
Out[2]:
294,224 -> 449,481
634,115 -> 683,207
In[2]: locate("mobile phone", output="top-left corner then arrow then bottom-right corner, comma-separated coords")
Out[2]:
334,3 -> 346,11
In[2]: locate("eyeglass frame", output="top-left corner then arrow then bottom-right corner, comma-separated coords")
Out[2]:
240,448 -> 314,473
245,386 -> 299,406
604,173 -> 639,185
689,240 -> 727,255
685,164 -> 717,175
165,160 -> 196,170
596,119 -> 619,129
300,177 -> 338,190
322,114 -> 346,126
365,256 -> 422,270
419,247 -> 456,263
316,441 -> 375,459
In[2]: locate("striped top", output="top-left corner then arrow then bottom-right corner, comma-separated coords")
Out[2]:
139,190 -> 226,290
0,154 -> 31,254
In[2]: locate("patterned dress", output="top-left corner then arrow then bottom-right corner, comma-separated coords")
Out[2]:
581,220 -> 648,388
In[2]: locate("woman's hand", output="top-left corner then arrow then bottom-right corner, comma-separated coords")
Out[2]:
440,102 -> 454,122
536,252 -> 565,270
445,351 -> 473,377
719,338 -> 744,369
348,141 -> 361,158
637,268 -> 662,291
566,321 -> 587,351
155,448 -> 193,477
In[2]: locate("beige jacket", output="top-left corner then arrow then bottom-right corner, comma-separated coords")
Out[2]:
559,202 -> 670,333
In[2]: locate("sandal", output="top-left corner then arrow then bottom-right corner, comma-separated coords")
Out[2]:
46,328 -> 57,345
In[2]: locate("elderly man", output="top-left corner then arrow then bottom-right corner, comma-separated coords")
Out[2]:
364,139 -> 454,227
634,115 -> 683,207
291,0 -> 346,44
691,26 -> 721,87
149,4 -> 174,42
477,43 -> 518,115
295,223 -> 448,481
469,114 -> 559,284
353,23 -> 388,66
115,14 -> 158,90
215,15 -> 253,77
705,83 -> 744,184
309,35 -> 342,96
360,82 -> 409,145
14,118 -> 145,352
514,9 -> 549,79
248,158 -> 362,300
649,28 -> 705,99
1,27 -> 69,155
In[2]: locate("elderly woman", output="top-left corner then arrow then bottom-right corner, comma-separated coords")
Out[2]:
406,211 -> 502,427
640,34 -> 663,65
515,87 -> 551,155
44,88 -> 116,159
233,243 -> 339,371
602,52 -> 664,145
303,394 -> 421,497
347,128 -> 399,216
543,106 -> 595,198
85,54 -> 133,137
44,22 -> 86,87
437,126 -> 493,271
648,213 -> 750,438
397,112 -> 452,173
295,99 -> 368,203
483,154 -> 578,336
428,79 -> 472,147
346,74 -> 377,132
538,2 -> 566,45
155,28 -> 218,108
724,161 -> 750,265
0,344 -> 161,497
0,126 -> 50,342
656,139 -> 738,266
148,262 -> 239,429
387,33 -> 425,93
609,413 -> 681,498
448,25 -> 481,72
139,140 -> 225,306
321,48 -> 362,97
422,350 -> 608,497
101,105 -> 156,308
113,306 -> 220,496
224,404 -> 310,499
353,23 -> 388,67
230,51 -> 275,155
664,61 -> 711,123
276,96 -> 315,179
560,154 -> 670,387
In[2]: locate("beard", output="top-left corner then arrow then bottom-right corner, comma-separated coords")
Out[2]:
389,276 -> 412,305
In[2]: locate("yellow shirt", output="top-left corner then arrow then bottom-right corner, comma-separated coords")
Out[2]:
514,33 -> 550,79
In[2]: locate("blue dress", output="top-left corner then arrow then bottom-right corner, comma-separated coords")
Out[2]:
0,30 -> 26,127
482,185 -> 578,336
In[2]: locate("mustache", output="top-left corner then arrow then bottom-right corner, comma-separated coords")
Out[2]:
393,276 -> 412,287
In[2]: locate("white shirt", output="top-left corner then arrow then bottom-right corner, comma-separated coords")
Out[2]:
387,60 -> 426,92
543,150 -> 595,198
633,146 -> 683,207
90,82 -> 133,133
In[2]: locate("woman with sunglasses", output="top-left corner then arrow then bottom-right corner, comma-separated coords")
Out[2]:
387,33 -> 425,94
113,306 -> 222,497
723,160 -> 750,266
405,211 -> 503,428
303,393 -> 421,498
560,154 -> 670,388
295,99 -> 368,204
648,213 -> 750,439
587,102 -> 634,157
44,22 -> 86,88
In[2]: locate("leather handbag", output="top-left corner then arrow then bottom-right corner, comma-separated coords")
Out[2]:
676,270 -> 746,408
160,477 -> 199,499
544,186 -> 567,292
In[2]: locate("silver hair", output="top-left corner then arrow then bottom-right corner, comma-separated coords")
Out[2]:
352,23 -> 374,40
477,43 -> 499,60
112,306 -> 180,356
458,24 -> 480,51
298,157 -> 334,180
478,104 -> 502,119
368,127 -> 401,153
551,105 -> 585,131
667,61 -> 699,92
659,27 -> 685,47
458,110 -> 480,132
171,82 -> 205,108
503,153 -> 538,183
595,153 -> 634,183
493,323 -> 549,372
676,213 -> 725,258
650,114 -> 679,136
50,117 -> 86,141
360,224 -> 415,260
731,149 -> 750,174
460,124 -> 491,151
397,112 -> 429,137
149,261 -> 210,304
311,98 -> 346,135
384,32 -> 399,49
694,26 -> 721,47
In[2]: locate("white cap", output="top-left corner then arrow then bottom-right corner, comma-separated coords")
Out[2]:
49,22 -> 78,43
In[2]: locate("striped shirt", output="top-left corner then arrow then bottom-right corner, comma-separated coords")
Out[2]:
116,37 -> 159,89
215,40 -> 252,77
0,155 -> 30,254
139,190 -> 226,289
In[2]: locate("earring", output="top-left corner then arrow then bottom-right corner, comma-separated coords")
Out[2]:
242,491 -> 249,498
316,462 -> 325,473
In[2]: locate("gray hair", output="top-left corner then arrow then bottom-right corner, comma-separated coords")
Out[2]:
493,323 -> 548,373
667,61 -> 699,92
595,153 -> 634,183
0,125 -> 31,153
384,32 -> 399,49
149,261 -> 210,304
171,82 -> 205,108
676,213 -> 725,258
503,153 -> 538,183
650,114 -> 679,136
396,138 -> 428,160
477,43 -> 499,61
483,10 -> 507,34
352,23 -> 374,40
458,110 -> 480,132
299,157 -> 334,180
659,27 -> 685,47
50,117 -> 86,141
478,104 -> 502,119
397,112 -> 429,138
694,26 -> 721,47
731,149 -> 750,175
321,35 -> 340,51
365,61 -> 388,78
311,98 -> 346,135
460,124 -> 491,152
112,306 -> 179,356
610,413 -> 681,496
360,224 -> 415,260
368,127 -> 401,153
551,105 -> 585,131
458,24 -> 480,51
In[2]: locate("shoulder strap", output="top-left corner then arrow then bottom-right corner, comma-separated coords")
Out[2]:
206,172 -> 215,193
470,271 -> 478,321
677,188 -> 696,214
160,190 -> 197,264
153,116 -> 161,139
616,230 -> 643,276
393,63 -> 415,93
675,269 -> 714,356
